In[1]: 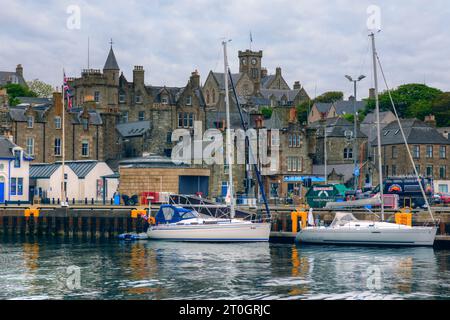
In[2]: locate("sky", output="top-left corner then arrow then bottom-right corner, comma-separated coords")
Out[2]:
1,0 -> 450,99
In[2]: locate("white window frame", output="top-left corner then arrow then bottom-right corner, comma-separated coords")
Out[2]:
81,140 -> 89,157
27,116 -> 34,128
54,116 -> 62,130
26,137 -> 34,155
54,138 -> 61,156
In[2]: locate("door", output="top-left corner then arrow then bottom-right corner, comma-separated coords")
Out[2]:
179,176 -> 209,196
0,182 -> 4,203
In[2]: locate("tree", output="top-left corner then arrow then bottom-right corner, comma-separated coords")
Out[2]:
27,79 -> 54,98
296,101 -> 310,124
261,107 -> 273,119
431,92 -> 450,127
365,84 -> 442,119
0,83 -> 37,106
314,91 -> 344,103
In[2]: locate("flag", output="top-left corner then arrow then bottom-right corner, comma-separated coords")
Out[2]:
63,71 -> 73,111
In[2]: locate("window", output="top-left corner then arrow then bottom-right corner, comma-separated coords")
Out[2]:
297,135 -> 301,147
26,138 -> 34,156
54,138 -> 61,156
392,146 -> 398,159
206,90 -> 210,104
413,145 -> 420,159
440,166 -> 447,179
439,184 -> 449,193
14,150 -> 21,168
94,91 -> 100,102
426,145 -> 433,158
188,113 -> 194,127
17,178 -> 23,196
138,111 -> 145,121
81,140 -> 89,157
178,113 -> 183,128
161,96 -> 169,105
82,118 -> 89,131
426,165 -> 433,178
10,178 -> 16,196
288,135 -> 293,148
122,112 -> 128,124
178,113 -> 194,128
186,96 -> 192,106
392,165 -> 397,176
287,157 -> 301,172
135,93 -> 142,104
54,116 -> 62,129
251,68 -> 259,79
212,89 -> 216,103
440,146 -> 447,159
166,132 -> 172,144
415,165 -> 421,175
344,148 -> 353,159
27,116 -> 34,128
119,92 -> 126,103
292,135 -> 297,148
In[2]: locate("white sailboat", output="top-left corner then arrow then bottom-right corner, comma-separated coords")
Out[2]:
295,33 -> 438,247
147,41 -> 271,242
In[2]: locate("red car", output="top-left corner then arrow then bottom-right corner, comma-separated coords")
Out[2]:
439,193 -> 450,204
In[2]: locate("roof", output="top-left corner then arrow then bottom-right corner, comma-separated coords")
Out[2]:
9,104 -> 51,122
116,121 -> 151,138
261,75 -> 276,89
362,111 -> 395,124
70,108 -> 103,125
145,86 -> 184,104
119,154 -> 190,168
0,136 -> 21,158
313,164 -> 356,183
314,102 -> 333,113
30,163 -> 61,179
212,72 -> 243,91
309,117 -> 367,138
103,47 -> 120,70
260,88 -> 301,105
333,100 -> 366,115
30,161 -> 100,179
0,71 -> 26,86
16,97 -> 52,105
371,119 -> 450,146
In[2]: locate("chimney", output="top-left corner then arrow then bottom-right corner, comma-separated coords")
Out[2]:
276,67 -> 281,76
369,88 -> 376,99
53,92 -> 63,116
190,70 -> 200,88
293,81 -> 301,90
16,64 -> 23,78
424,115 -> 437,128
133,66 -> 145,86
255,116 -> 264,129
261,68 -> 268,78
289,107 -> 297,123
348,95 -> 355,101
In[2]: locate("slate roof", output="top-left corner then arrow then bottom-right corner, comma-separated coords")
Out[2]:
313,164 -> 355,183
103,47 -> 120,70
120,154 -> 190,168
333,100 -> 366,115
261,75 -> 276,89
211,72 -> 243,90
30,161 -> 100,179
309,117 -> 367,138
0,71 -> 26,86
30,163 -> 61,179
0,136 -> 21,158
371,119 -> 450,146
260,88 -> 301,106
116,121 -> 151,138
314,102 -> 333,113
16,97 -> 52,105
9,104 -> 51,122
362,111 -> 395,124
69,108 -> 103,125
145,86 -> 184,104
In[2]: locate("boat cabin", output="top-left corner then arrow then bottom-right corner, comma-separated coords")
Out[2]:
155,205 -> 199,225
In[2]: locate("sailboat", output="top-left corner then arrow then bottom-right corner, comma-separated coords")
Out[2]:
295,33 -> 438,247
147,41 -> 272,242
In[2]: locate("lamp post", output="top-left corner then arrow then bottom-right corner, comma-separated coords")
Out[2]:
345,75 -> 366,193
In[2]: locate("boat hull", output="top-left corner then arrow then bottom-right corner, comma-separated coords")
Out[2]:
147,222 -> 271,242
295,226 -> 438,247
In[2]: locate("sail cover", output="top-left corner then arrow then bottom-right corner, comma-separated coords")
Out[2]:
330,212 -> 359,227
325,195 -> 382,209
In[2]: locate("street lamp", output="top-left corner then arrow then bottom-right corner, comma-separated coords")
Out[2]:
345,74 -> 366,193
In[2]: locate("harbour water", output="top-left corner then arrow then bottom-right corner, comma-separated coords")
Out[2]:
0,238 -> 449,300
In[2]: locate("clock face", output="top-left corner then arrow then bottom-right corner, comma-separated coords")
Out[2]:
251,58 -> 257,65
241,58 -> 247,65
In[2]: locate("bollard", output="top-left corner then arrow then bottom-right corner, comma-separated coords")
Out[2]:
72,198 -> 75,205
85,198 -> 88,205
91,198 -> 94,205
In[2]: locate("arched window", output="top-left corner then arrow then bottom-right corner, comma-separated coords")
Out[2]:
206,90 -> 210,104
212,89 -> 216,103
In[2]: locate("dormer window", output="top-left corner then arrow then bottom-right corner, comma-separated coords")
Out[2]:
27,116 -> 34,128
161,96 -> 169,105
135,93 -> 142,104
186,96 -> 192,106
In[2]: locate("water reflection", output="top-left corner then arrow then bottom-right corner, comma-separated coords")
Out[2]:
0,239 -> 448,300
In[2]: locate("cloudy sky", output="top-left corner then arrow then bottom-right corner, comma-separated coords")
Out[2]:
1,0 -> 449,98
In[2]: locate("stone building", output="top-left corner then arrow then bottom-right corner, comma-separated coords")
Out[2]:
8,92 -> 118,164
308,99 -> 366,124
372,119 -> 450,192
0,64 -> 27,87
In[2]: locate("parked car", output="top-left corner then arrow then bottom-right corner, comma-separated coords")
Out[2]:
439,193 -> 450,205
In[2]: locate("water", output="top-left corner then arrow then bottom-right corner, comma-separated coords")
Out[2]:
0,238 -> 449,300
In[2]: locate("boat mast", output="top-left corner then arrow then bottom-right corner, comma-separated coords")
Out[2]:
370,32 -> 385,221
223,40 -> 236,219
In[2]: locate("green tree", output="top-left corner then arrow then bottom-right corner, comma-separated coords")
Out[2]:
0,83 -> 37,106
27,79 -> 53,98
261,107 -> 273,119
296,101 -> 310,124
314,91 -> 344,103
365,84 -> 442,119
431,92 -> 450,127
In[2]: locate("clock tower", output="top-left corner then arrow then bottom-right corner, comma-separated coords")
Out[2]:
238,49 -> 263,94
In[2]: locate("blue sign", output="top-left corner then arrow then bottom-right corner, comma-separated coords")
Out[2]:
354,168 -> 360,177
283,176 -> 326,183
